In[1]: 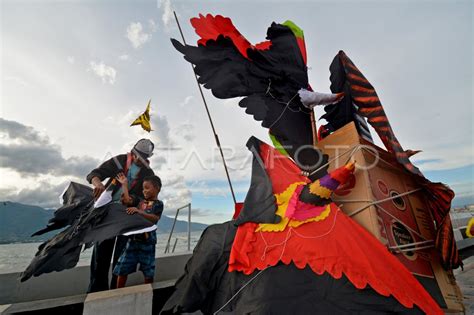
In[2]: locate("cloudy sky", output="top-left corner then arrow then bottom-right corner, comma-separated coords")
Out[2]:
1,0 -> 472,223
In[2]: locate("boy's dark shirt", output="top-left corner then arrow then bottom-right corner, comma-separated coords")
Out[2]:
132,199 -> 164,244
86,154 -> 154,206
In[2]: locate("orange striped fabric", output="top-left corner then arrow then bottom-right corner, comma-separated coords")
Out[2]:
335,51 -> 461,270
337,51 -> 423,176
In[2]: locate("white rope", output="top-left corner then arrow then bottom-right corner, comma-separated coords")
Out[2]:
213,143 -> 429,313
265,79 -> 307,131
214,211 -> 341,314
259,227 -> 293,260
346,188 -> 422,217
309,145 -> 361,176
267,92 -> 300,130
341,190 -> 428,241
212,268 -> 266,315
388,240 -> 433,250
336,199 -> 372,203
374,203 -> 428,240
259,209 -> 340,260
290,209 -> 340,240
213,222 -> 294,314
309,144 -> 428,242
395,245 -> 434,253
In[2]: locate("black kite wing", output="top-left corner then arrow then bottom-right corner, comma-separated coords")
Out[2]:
172,15 -> 327,177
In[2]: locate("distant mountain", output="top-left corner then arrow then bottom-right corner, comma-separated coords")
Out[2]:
452,195 -> 474,208
0,201 -> 55,244
0,201 -> 208,244
157,214 -> 208,234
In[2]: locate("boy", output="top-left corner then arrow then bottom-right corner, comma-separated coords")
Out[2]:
86,139 -> 155,292
113,174 -> 163,287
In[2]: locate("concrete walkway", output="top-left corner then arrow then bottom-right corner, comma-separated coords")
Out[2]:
454,255 -> 474,314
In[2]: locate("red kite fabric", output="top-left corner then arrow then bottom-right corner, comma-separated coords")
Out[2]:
191,14 -> 271,58
229,139 -> 442,315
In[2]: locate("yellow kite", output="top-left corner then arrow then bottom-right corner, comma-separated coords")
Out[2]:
130,100 -> 152,132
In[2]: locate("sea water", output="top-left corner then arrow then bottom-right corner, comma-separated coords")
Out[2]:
0,231 -> 203,274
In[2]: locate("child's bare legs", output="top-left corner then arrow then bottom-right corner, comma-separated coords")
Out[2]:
144,277 -> 153,284
117,275 -> 128,288
116,275 -> 152,287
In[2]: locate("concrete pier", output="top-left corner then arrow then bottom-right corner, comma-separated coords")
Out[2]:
0,252 -> 191,306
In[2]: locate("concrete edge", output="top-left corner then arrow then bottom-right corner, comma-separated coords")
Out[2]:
84,284 -> 152,303
0,279 -> 178,314
0,305 -> 11,315
1,294 -> 86,313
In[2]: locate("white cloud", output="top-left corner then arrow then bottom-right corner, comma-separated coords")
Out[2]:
87,61 -> 117,84
0,118 -> 101,177
157,0 -> 174,30
148,19 -> 158,32
67,56 -> 75,64
0,180 -> 69,208
450,181 -> 474,197
150,114 -> 172,147
189,181 -> 229,198
126,22 -> 151,49
179,95 -> 194,107
3,76 -> 30,87
118,54 -> 129,61
160,174 -> 192,213
413,146 -> 474,172
175,123 -> 195,142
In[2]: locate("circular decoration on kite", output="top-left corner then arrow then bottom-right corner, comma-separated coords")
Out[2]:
390,190 -> 406,211
391,221 -> 417,261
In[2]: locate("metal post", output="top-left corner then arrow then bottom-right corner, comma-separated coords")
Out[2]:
172,238 -> 179,253
165,208 -> 180,254
187,203 -> 191,251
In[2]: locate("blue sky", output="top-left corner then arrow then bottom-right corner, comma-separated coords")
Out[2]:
1,0 -> 472,223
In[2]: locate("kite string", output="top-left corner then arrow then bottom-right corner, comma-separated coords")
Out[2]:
260,209 -> 340,259
311,144 -> 427,240
259,227 -> 293,260
214,209 -> 341,314
212,170 -> 421,314
214,223 -> 293,314
214,139 -> 428,314
265,79 -> 304,130
290,209 -> 340,240
344,188 -> 421,218
266,92 -> 300,130
212,268 -> 266,315
309,144 -> 361,176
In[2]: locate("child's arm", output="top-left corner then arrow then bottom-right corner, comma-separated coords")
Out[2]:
127,207 -> 160,224
116,173 -> 133,206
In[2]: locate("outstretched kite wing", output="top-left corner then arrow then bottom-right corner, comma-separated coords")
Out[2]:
172,14 -> 327,177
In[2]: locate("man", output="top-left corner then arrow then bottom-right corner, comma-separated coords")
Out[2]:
86,139 -> 155,292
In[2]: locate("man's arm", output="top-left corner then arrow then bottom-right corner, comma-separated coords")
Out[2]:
86,154 -> 126,200
86,154 -> 126,183
91,177 -> 106,200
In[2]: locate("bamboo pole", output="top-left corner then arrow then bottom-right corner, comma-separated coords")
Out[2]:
173,11 -> 237,204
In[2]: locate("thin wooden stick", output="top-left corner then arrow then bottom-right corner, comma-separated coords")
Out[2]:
173,11 -> 237,204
